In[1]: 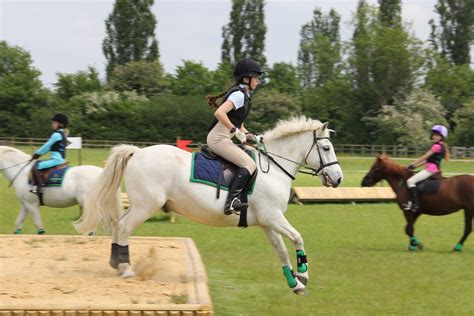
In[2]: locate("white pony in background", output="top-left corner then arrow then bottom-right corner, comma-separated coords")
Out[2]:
75,116 -> 343,295
0,146 -> 103,234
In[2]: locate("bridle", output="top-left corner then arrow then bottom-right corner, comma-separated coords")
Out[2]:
257,130 -> 340,180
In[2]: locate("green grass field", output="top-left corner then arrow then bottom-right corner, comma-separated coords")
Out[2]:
1,147 -> 473,315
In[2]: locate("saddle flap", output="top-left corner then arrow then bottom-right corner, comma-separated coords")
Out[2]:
416,179 -> 441,194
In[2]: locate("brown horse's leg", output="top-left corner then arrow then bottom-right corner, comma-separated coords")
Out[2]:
454,210 -> 473,252
404,212 -> 423,251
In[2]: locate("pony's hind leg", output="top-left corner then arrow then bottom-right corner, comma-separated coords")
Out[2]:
115,204 -> 158,278
263,214 -> 308,295
454,210 -> 473,252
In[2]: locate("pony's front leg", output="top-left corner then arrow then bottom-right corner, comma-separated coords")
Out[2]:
262,217 -> 308,295
404,212 -> 423,251
23,201 -> 45,234
14,204 -> 30,234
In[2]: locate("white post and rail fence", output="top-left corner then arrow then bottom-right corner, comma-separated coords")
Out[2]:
2,136 -> 473,204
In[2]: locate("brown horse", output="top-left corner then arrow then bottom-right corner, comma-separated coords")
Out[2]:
361,155 -> 474,251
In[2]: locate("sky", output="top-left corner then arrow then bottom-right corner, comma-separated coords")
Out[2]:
0,0 -> 439,87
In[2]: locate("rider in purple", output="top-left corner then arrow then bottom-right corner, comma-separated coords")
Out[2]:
405,125 -> 449,212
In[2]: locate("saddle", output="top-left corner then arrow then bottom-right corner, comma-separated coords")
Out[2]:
193,144 -> 256,196
29,162 -> 70,186
415,173 -> 444,195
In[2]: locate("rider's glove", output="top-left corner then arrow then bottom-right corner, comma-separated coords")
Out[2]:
246,133 -> 264,143
407,163 -> 416,170
233,128 -> 247,144
31,153 -> 41,160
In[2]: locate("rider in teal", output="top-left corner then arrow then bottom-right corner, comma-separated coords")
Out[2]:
30,113 -> 69,194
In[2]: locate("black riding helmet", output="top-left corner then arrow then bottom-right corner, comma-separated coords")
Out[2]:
233,58 -> 265,81
52,113 -> 68,128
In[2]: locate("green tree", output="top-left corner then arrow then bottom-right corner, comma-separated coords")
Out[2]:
451,99 -> 474,146
0,41 -> 55,137
66,91 -> 146,140
348,1 -> 424,115
103,0 -> 160,79
364,89 -> 447,146
266,62 -> 299,95
210,61 -> 234,93
54,67 -> 102,100
109,60 -> 168,97
429,0 -> 474,65
0,41 -> 42,115
425,59 -> 474,120
300,76 -> 362,143
170,61 -> 214,96
297,8 -> 341,88
246,91 -> 302,133
221,0 -> 267,65
378,0 -> 401,28
139,94 -> 213,142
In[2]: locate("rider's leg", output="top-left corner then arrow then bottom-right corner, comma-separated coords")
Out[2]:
207,123 -> 256,215
405,170 -> 434,212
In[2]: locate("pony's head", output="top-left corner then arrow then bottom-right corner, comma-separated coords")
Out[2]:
361,155 -> 408,187
264,116 -> 343,188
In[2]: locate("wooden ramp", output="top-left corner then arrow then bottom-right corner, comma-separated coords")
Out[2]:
0,235 -> 213,316
293,187 -> 396,203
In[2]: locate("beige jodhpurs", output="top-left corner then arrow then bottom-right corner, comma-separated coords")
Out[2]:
207,122 -> 256,174
407,170 -> 434,188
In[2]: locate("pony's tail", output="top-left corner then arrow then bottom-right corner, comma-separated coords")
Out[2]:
74,144 -> 138,235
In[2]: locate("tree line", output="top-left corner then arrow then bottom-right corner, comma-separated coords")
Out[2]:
0,0 -> 473,147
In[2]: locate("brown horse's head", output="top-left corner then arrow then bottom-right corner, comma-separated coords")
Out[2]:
361,155 -> 409,187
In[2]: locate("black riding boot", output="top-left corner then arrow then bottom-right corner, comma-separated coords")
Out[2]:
224,168 -> 252,215
30,164 -> 45,194
406,187 -> 419,212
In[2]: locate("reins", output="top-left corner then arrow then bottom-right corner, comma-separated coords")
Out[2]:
8,160 -> 34,187
252,130 -> 340,180
0,159 -> 31,171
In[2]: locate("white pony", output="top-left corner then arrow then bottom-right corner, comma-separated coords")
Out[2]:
75,117 -> 343,295
0,146 -> 103,233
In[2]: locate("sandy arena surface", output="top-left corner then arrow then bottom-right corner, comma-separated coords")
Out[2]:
0,235 -> 211,311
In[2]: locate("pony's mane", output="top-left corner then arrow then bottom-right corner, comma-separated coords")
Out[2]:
0,146 -> 25,156
263,116 -> 324,141
380,155 -> 407,175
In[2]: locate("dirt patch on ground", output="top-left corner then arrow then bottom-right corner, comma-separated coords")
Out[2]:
0,235 -> 211,310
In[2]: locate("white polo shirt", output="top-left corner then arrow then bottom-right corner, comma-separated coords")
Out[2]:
227,84 -> 249,110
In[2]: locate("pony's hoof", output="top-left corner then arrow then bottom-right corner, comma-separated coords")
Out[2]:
121,269 -> 135,278
408,245 -> 417,251
292,279 -> 307,295
453,243 -> 463,252
37,229 -> 45,235
14,229 -> 22,235
417,243 -> 424,250
118,263 -> 135,278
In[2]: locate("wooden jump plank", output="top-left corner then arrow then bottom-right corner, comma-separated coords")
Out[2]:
293,187 -> 396,202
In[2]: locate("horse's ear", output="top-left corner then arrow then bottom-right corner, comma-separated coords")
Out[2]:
322,122 -> 329,131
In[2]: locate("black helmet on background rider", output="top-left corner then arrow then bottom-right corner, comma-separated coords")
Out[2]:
233,58 -> 265,81
52,113 -> 68,128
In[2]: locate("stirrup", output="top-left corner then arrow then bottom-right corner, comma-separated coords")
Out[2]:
224,198 -> 248,216
403,201 -> 412,211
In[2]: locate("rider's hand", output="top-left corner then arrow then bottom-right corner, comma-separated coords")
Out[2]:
246,133 -> 264,143
407,163 -> 416,170
234,128 -> 247,144
31,153 -> 40,160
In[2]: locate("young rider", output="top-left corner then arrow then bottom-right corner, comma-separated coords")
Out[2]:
206,58 -> 264,215
405,125 -> 449,212
30,113 -> 69,194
